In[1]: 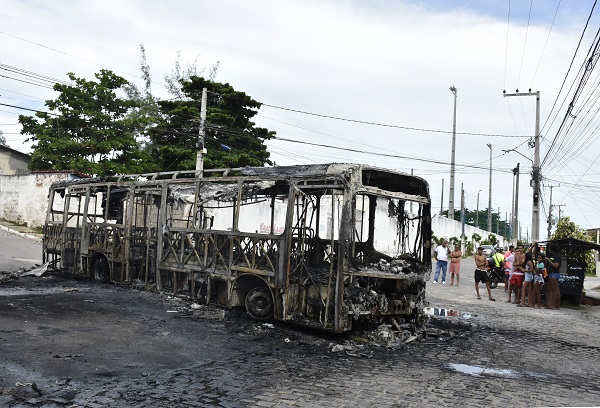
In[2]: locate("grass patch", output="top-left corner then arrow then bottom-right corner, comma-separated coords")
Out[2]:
560,300 -> 585,310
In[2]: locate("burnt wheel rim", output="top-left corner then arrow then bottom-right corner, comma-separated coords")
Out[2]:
93,258 -> 109,281
245,287 -> 273,320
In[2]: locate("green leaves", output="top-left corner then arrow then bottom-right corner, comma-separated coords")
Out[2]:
149,76 -> 274,170
19,70 -> 143,176
19,67 -> 275,175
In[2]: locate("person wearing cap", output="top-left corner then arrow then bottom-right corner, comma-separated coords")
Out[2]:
433,240 -> 449,284
474,246 -> 495,301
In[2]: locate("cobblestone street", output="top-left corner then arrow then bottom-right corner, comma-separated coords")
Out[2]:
1,257 -> 600,407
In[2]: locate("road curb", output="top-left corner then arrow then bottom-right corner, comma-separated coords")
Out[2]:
0,224 -> 43,243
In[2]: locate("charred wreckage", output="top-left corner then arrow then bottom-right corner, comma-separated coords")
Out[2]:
43,163 -> 432,333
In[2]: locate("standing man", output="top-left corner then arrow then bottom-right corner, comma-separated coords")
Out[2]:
449,243 -> 462,286
474,246 -> 495,301
433,240 -> 449,284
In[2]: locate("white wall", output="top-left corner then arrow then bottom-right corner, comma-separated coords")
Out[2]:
432,214 -> 508,249
0,173 -> 74,228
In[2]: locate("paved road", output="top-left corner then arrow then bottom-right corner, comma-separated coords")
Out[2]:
2,233 -> 600,407
0,228 -> 42,272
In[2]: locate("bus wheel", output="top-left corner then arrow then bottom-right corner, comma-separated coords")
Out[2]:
92,257 -> 110,283
245,287 -> 274,321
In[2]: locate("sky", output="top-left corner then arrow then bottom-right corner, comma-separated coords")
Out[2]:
1,0 -> 600,240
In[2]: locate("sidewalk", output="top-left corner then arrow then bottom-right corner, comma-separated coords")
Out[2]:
0,219 -> 43,242
430,257 -> 600,305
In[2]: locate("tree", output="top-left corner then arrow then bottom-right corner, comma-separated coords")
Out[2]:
164,51 -> 220,99
551,216 -> 595,273
148,76 -> 274,170
19,70 -> 143,175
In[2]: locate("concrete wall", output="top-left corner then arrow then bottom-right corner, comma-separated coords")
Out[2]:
0,146 -> 30,175
432,214 -> 508,249
0,173 -> 74,228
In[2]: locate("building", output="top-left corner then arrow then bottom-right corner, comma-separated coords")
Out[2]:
0,145 -> 31,175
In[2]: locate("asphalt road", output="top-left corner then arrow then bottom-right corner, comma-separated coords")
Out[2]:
2,232 -> 600,407
0,229 -> 42,272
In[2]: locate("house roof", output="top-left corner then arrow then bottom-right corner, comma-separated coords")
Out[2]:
0,144 -> 31,160
31,170 -> 91,179
538,237 -> 600,251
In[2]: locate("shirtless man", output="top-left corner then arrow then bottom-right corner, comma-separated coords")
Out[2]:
474,246 -> 495,301
509,245 -> 526,304
449,244 -> 462,286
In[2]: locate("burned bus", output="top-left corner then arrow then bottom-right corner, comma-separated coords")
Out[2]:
43,163 -> 432,332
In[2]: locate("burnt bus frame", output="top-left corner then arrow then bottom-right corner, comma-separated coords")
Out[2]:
42,164 -> 432,332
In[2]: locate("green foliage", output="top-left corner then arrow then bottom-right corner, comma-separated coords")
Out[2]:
552,216 -> 595,273
465,241 -> 474,256
19,70 -> 144,175
148,76 -> 274,171
472,232 -> 481,243
441,208 -> 509,236
488,234 -> 497,245
448,236 -> 460,247
431,234 -> 440,246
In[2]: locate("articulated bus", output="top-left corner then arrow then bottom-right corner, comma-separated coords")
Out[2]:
43,163 -> 432,332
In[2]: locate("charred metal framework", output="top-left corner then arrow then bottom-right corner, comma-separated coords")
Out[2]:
43,164 -> 432,332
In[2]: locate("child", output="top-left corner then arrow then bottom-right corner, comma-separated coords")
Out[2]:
531,253 -> 545,308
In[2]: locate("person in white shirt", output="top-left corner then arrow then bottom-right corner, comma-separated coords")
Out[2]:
433,240 -> 449,284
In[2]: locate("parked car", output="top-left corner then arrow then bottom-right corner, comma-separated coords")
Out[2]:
481,245 -> 495,257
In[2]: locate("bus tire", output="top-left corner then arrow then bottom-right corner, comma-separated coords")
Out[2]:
245,287 -> 274,321
92,257 -> 110,283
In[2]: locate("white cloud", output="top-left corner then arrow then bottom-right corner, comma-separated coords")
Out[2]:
1,0 -> 599,234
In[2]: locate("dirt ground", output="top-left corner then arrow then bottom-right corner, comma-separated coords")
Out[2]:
2,262 -> 600,407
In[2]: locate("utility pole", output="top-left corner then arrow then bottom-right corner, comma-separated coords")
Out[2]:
512,163 -> 520,247
410,169 -> 414,215
504,89 -> 541,242
476,191 -> 480,228
449,86 -> 458,220
195,87 -> 208,173
547,184 -> 559,240
497,207 -> 500,234
487,143 -> 492,232
556,204 -> 566,223
440,178 -> 444,216
460,183 -> 465,253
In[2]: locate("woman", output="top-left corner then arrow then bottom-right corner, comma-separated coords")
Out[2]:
518,250 -> 535,307
545,244 -> 562,309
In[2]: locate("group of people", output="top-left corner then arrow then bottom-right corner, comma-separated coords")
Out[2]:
500,243 -> 562,309
432,240 -> 562,309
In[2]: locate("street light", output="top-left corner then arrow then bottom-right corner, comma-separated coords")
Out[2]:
448,86 -> 458,220
487,143 -> 492,232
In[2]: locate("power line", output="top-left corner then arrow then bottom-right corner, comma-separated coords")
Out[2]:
260,103 -> 531,138
516,0 -> 534,88
530,0 -> 562,88
504,0 -> 511,91
0,102 -> 58,116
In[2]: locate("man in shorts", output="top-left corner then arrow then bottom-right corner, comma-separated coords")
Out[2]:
449,243 -> 462,286
474,246 -> 495,301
